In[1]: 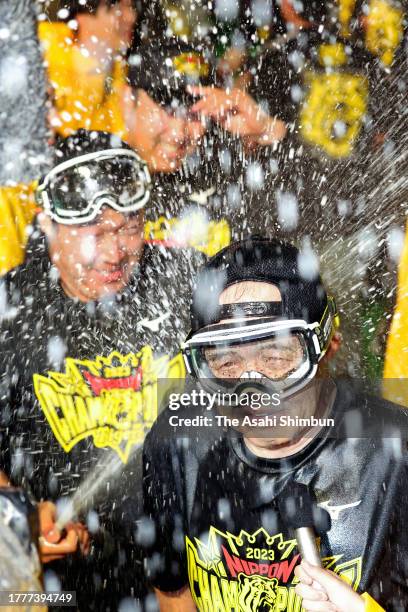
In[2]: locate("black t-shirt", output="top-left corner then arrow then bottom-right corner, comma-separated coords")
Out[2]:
143,382 -> 408,610
0,228 -> 202,609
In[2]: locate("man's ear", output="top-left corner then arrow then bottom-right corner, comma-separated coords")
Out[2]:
38,212 -> 57,242
317,332 -> 342,377
324,332 -> 342,361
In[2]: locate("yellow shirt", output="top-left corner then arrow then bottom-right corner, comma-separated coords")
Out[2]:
38,21 -> 127,138
300,0 -> 403,158
0,184 -> 37,276
383,221 -> 408,405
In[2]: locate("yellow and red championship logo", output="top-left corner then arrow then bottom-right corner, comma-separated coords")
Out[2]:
186,526 -> 362,611
33,347 -> 185,464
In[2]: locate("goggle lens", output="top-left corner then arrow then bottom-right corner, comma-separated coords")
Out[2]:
38,151 -> 150,224
195,332 -> 309,382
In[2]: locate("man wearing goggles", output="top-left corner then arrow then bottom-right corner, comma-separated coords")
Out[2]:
143,237 -> 408,612
35,129 -> 151,302
0,129 -> 201,609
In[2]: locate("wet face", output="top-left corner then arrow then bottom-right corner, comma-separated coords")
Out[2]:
41,207 -> 144,302
216,281 -> 321,455
131,90 -> 206,173
216,280 -> 298,382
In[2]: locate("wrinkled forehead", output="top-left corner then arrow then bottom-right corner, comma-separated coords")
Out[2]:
219,281 -> 282,305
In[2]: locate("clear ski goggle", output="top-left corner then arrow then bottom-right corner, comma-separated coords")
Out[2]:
36,149 -> 151,225
182,317 -> 332,401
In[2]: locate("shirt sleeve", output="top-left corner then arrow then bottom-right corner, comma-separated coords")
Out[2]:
0,315 -> 18,477
0,184 -> 36,275
142,425 -> 189,592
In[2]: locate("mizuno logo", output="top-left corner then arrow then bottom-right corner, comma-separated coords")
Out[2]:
138,312 -> 171,332
188,187 -> 216,205
318,499 -> 362,520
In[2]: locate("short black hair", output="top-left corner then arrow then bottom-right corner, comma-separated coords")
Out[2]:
48,0 -> 128,20
128,40 -> 217,107
53,129 -> 133,165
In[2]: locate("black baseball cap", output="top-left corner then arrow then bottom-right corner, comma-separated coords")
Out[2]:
52,129 -> 133,164
128,40 -> 217,107
191,236 -> 332,332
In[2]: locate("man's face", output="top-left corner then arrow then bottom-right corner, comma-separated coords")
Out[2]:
216,281 -> 320,452
44,207 -> 144,302
131,90 -> 206,173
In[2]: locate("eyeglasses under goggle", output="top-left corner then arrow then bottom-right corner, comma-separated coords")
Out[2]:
36,149 -> 151,225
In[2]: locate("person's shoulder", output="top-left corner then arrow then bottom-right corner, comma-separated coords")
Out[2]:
0,264 -> 29,352
0,233 -> 50,326
37,21 -> 74,54
1,261 -> 28,309
1,241 -> 44,294
358,389 -> 408,424
338,381 -> 408,444
370,394 -> 408,433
